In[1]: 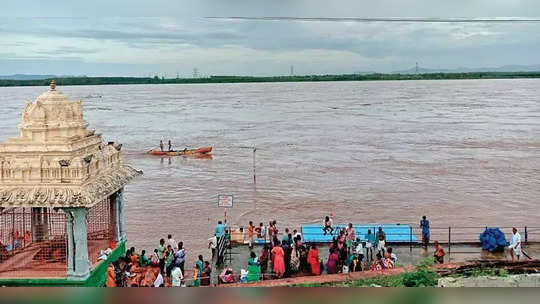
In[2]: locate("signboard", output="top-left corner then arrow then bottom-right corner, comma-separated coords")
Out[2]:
218,194 -> 234,208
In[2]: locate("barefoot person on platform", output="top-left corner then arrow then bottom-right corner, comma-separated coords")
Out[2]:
509,227 -> 522,261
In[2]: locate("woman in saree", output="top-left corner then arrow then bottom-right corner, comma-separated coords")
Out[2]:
247,251 -> 261,282
307,244 -> 321,275
326,249 -> 339,274
271,240 -> 286,278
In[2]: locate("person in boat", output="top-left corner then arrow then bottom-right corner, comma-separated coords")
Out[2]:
322,215 -> 334,235
256,222 -> 267,242
307,244 -> 321,275
159,140 -> 164,152
168,140 -> 172,152
247,251 -> 261,282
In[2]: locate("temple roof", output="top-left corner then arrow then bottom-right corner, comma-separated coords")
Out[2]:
0,81 -> 142,207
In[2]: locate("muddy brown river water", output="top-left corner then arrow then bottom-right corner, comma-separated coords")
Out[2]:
0,79 -> 539,265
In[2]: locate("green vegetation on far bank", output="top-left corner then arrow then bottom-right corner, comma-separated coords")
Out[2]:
2,71 -> 540,87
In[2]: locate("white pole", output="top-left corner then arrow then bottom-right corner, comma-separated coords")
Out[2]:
253,147 -> 256,184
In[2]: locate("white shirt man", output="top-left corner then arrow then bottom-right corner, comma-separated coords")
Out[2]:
171,266 -> 183,287
208,235 -> 217,259
168,236 -> 177,251
509,228 -> 522,261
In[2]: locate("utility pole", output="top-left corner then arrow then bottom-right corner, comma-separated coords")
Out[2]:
415,62 -> 419,74
290,65 -> 294,76
253,147 -> 256,184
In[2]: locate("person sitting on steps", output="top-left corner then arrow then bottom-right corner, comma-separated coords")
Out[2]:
322,215 -> 334,235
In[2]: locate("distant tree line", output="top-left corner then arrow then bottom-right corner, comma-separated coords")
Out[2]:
1,72 -> 540,87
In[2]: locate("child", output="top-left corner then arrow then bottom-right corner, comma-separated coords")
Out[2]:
434,241 -> 446,264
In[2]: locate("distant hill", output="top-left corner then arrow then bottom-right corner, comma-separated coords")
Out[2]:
394,64 -> 540,74
0,74 -> 79,80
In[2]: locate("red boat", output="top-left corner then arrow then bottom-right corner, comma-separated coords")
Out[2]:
148,146 -> 212,156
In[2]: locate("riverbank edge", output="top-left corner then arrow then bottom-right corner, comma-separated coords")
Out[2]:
2,72 -> 540,87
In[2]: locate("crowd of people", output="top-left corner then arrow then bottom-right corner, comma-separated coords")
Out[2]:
236,217 -> 404,283
105,234 -> 212,287
104,215 -> 531,287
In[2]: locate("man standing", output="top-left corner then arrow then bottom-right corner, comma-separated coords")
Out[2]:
364,229 -> 375,262
159,140 -> 164,152
157,238 -> 166,274
215,221 -> 226,238
167,234 -> 177,250
174,242 -> 186,275
248,221 -> 255,249
376,227 -> 386,256
168,140 -> 172,152
208,234 -> 217,260
509,227 -> 522,261
420,215 -> 430,250
256,222 -> 267,242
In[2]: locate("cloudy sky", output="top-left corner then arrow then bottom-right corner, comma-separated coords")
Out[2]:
1,0 -> 540,76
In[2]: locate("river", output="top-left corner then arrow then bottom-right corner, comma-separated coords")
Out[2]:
0,79 -> 539,264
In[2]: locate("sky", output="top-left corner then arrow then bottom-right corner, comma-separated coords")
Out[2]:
1,0 -> 540,76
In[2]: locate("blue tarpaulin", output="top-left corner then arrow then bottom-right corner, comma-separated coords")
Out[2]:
479,228 -> 508,252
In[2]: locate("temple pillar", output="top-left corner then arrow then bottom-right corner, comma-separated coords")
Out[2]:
116,188 -> 125,242
31,207 -> 49,242
64,207 -> 90,280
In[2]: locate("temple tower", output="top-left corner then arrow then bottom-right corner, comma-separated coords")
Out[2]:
0,81 -> 141,283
